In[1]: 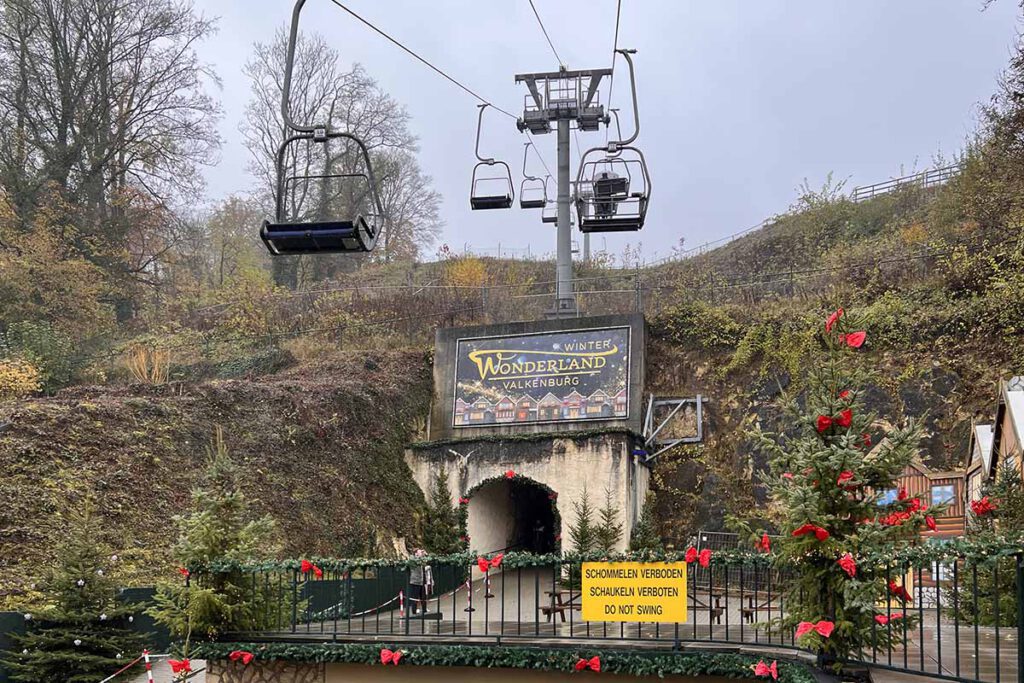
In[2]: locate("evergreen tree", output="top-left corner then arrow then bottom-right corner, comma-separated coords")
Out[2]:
756,308 -> 933,669
594,487 -> 624,553
2,499 -> 149,683
951,462 -> 1024,626
568,485 -> 596,553
629,492 -> 663,552
421,466 -> 461,554
148,428 -> 278,650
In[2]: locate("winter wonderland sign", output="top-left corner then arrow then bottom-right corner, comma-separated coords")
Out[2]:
452,326 -> 631,428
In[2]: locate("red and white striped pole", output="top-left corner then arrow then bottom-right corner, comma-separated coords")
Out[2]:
398,590 -> 405,618
463,578 -> 475,612
143,650 -> 155,683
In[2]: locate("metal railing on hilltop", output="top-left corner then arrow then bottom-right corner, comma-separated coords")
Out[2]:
202,548 -> 1023,682
851,165 -> 963,203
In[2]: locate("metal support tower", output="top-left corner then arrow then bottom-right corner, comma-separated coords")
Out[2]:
515,66 -> 611,317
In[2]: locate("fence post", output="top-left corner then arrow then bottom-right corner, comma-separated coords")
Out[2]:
1017,553 -> 1023,681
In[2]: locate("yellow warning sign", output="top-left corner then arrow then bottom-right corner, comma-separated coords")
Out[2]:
581,562 -> 688,623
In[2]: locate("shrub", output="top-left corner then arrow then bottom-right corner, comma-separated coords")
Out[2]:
1,321 -> 76,393
0,359 -> 42,400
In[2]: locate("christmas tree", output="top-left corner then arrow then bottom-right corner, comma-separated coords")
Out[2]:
951,462 -> 1021,626
568,484 -> 596,553
148,428 -> 278,651
629,492 -> 663,552
755,308 -> 935,669
594,487 -> 624,553
422,466 -> 461,554
2,498 -> 149,683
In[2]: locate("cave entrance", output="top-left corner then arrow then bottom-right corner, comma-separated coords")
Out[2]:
467,477 -> 559,555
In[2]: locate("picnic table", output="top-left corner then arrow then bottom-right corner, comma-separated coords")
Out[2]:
540,589 -> 581,622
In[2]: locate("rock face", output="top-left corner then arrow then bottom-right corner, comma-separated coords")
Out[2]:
0,351 -> 433,602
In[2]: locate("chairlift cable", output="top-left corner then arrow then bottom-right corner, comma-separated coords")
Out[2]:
325,0 -> 519,119
605,0 -> 622,144
527,0 -> 563,65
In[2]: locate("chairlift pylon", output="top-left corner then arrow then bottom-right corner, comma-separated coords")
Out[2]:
574,50 -> 651,234
260,0 -> 385,255
519,143 -> 548,209
470,104 -> 514,210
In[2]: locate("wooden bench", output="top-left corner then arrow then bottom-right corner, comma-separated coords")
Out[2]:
540,590 -> 581,623
741,595 -> 783,623
692,592 -> 725,624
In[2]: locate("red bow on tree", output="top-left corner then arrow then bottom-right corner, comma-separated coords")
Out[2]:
816,415 -> 833,433
792,523 -> 830,542
837,552 -> 857,578
781,472 -> 794,480
491,553 -> 504,568
836,408 -> 853,427
795,620 -> 834,639
229,650 -> 254,665
888,580 -> 912,602
169,659 -> 192,674
837,471 -> 855,487
753,659 -> 778,680
971,496 -> 997,516
825,308 -> 843,333
898,487 -> 908,501
756,533 -> 771,553
177,567 -> 190,578
874,613 -> 903,626
840,331 -> 867,348
459,497 -> 470,505
477,557 -> 490,573
838,389 -> 851,400
380,648 -> 403,665
574,656 -> 601,672
698,549 -> 712,568
684,547 -> 698,564
504,470 -> 516,479
925,516 -> 937,531
300,560 -> 323,579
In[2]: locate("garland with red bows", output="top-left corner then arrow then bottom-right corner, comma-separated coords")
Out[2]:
193,642 -> 816,682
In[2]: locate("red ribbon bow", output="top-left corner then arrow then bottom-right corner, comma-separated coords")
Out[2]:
229,650 -> 254,665
753,659 -> 779,679
477,557 -> 490,573
840,330 -> 867,348
756,533 -> 771,553
574,656 -> 601,672
504,469 -> 516,479
792,523 -> 830,542
684,547 -> 698,564
837,552 -> 857,578
825,308 -> 843,333
837,470 -> 855,487
875,613 -> 903,626
300,559 -> 323,579
491,552 -> 504,568
380,648 -> 403,665
698,548 -> 712,568
795,620 -> 834,639
888,580 -> 912,602
971,496 -> 996,516
459,497 -> 470,505
177,567 -> 190,578
925,516 -> 937,531
169,659 -> 192,674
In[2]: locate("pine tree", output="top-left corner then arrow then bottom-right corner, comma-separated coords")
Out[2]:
2,499 -> 149,683
148,428 -> 278,649
952,463 -> 1023,626
568,485 -> 596,553
629,492 -> 663,552
421,466 -> 461,554
594,487 -> 624,553
757,308 -> 933,669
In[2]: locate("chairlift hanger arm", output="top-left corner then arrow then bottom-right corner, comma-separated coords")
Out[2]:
613,49 -> 640,146
522,142 -> 540,181
475,103 -> 496,164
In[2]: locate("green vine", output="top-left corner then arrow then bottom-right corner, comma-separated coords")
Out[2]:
410,428 -> 641,450
195,642 -> 817,682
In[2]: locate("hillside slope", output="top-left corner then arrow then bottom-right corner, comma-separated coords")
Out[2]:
0,351 -> 433,604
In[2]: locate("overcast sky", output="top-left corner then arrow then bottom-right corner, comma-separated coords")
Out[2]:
191,0 -> 1020,262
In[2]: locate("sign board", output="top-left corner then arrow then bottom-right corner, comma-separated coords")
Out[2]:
452,326 -> 630,428
581,562 -> 688,623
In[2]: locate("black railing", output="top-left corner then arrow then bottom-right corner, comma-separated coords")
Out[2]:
206,550 -> 1022,683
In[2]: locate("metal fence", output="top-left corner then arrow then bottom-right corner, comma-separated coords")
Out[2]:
851,165 -> 963,202
206,550 -> 1023,683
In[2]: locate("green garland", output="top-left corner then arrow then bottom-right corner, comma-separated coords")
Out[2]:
409,427 -> 641,450
194,642 -> 816,682
860,534 -> 1024,566
193,547 -> 773,574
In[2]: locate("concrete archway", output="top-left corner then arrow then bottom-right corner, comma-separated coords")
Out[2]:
465,476 -> 560,556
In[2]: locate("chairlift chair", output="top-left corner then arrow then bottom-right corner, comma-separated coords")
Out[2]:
470,104 -> 514,210
519,143 -> 548,209
261,1 -> 385,255
573,49 -> 652,234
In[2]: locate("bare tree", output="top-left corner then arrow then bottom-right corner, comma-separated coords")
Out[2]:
241,27 -> 440,285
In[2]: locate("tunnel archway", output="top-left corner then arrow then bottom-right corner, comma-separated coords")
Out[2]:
465,475 -> 561,555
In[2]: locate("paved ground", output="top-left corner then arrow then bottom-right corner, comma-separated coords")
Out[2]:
126,659 -> 207,683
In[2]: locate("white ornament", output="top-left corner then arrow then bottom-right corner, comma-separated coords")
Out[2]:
116,653 -> 122,659
76,579 -> 85,587
23,613 -> 31,621
100,613 -> 108,621
110,554 -> 119,562
96,569 -> 104,576
73,639 -> 82,647
21,649 -> 28,655
128,616 -> 134,623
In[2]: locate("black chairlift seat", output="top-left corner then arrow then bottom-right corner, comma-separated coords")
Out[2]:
520,195 -> 546,210
579,193 -> 647,233
261,215 -> 377,255
541,202 -> 557,223
470,191 -> 514,211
